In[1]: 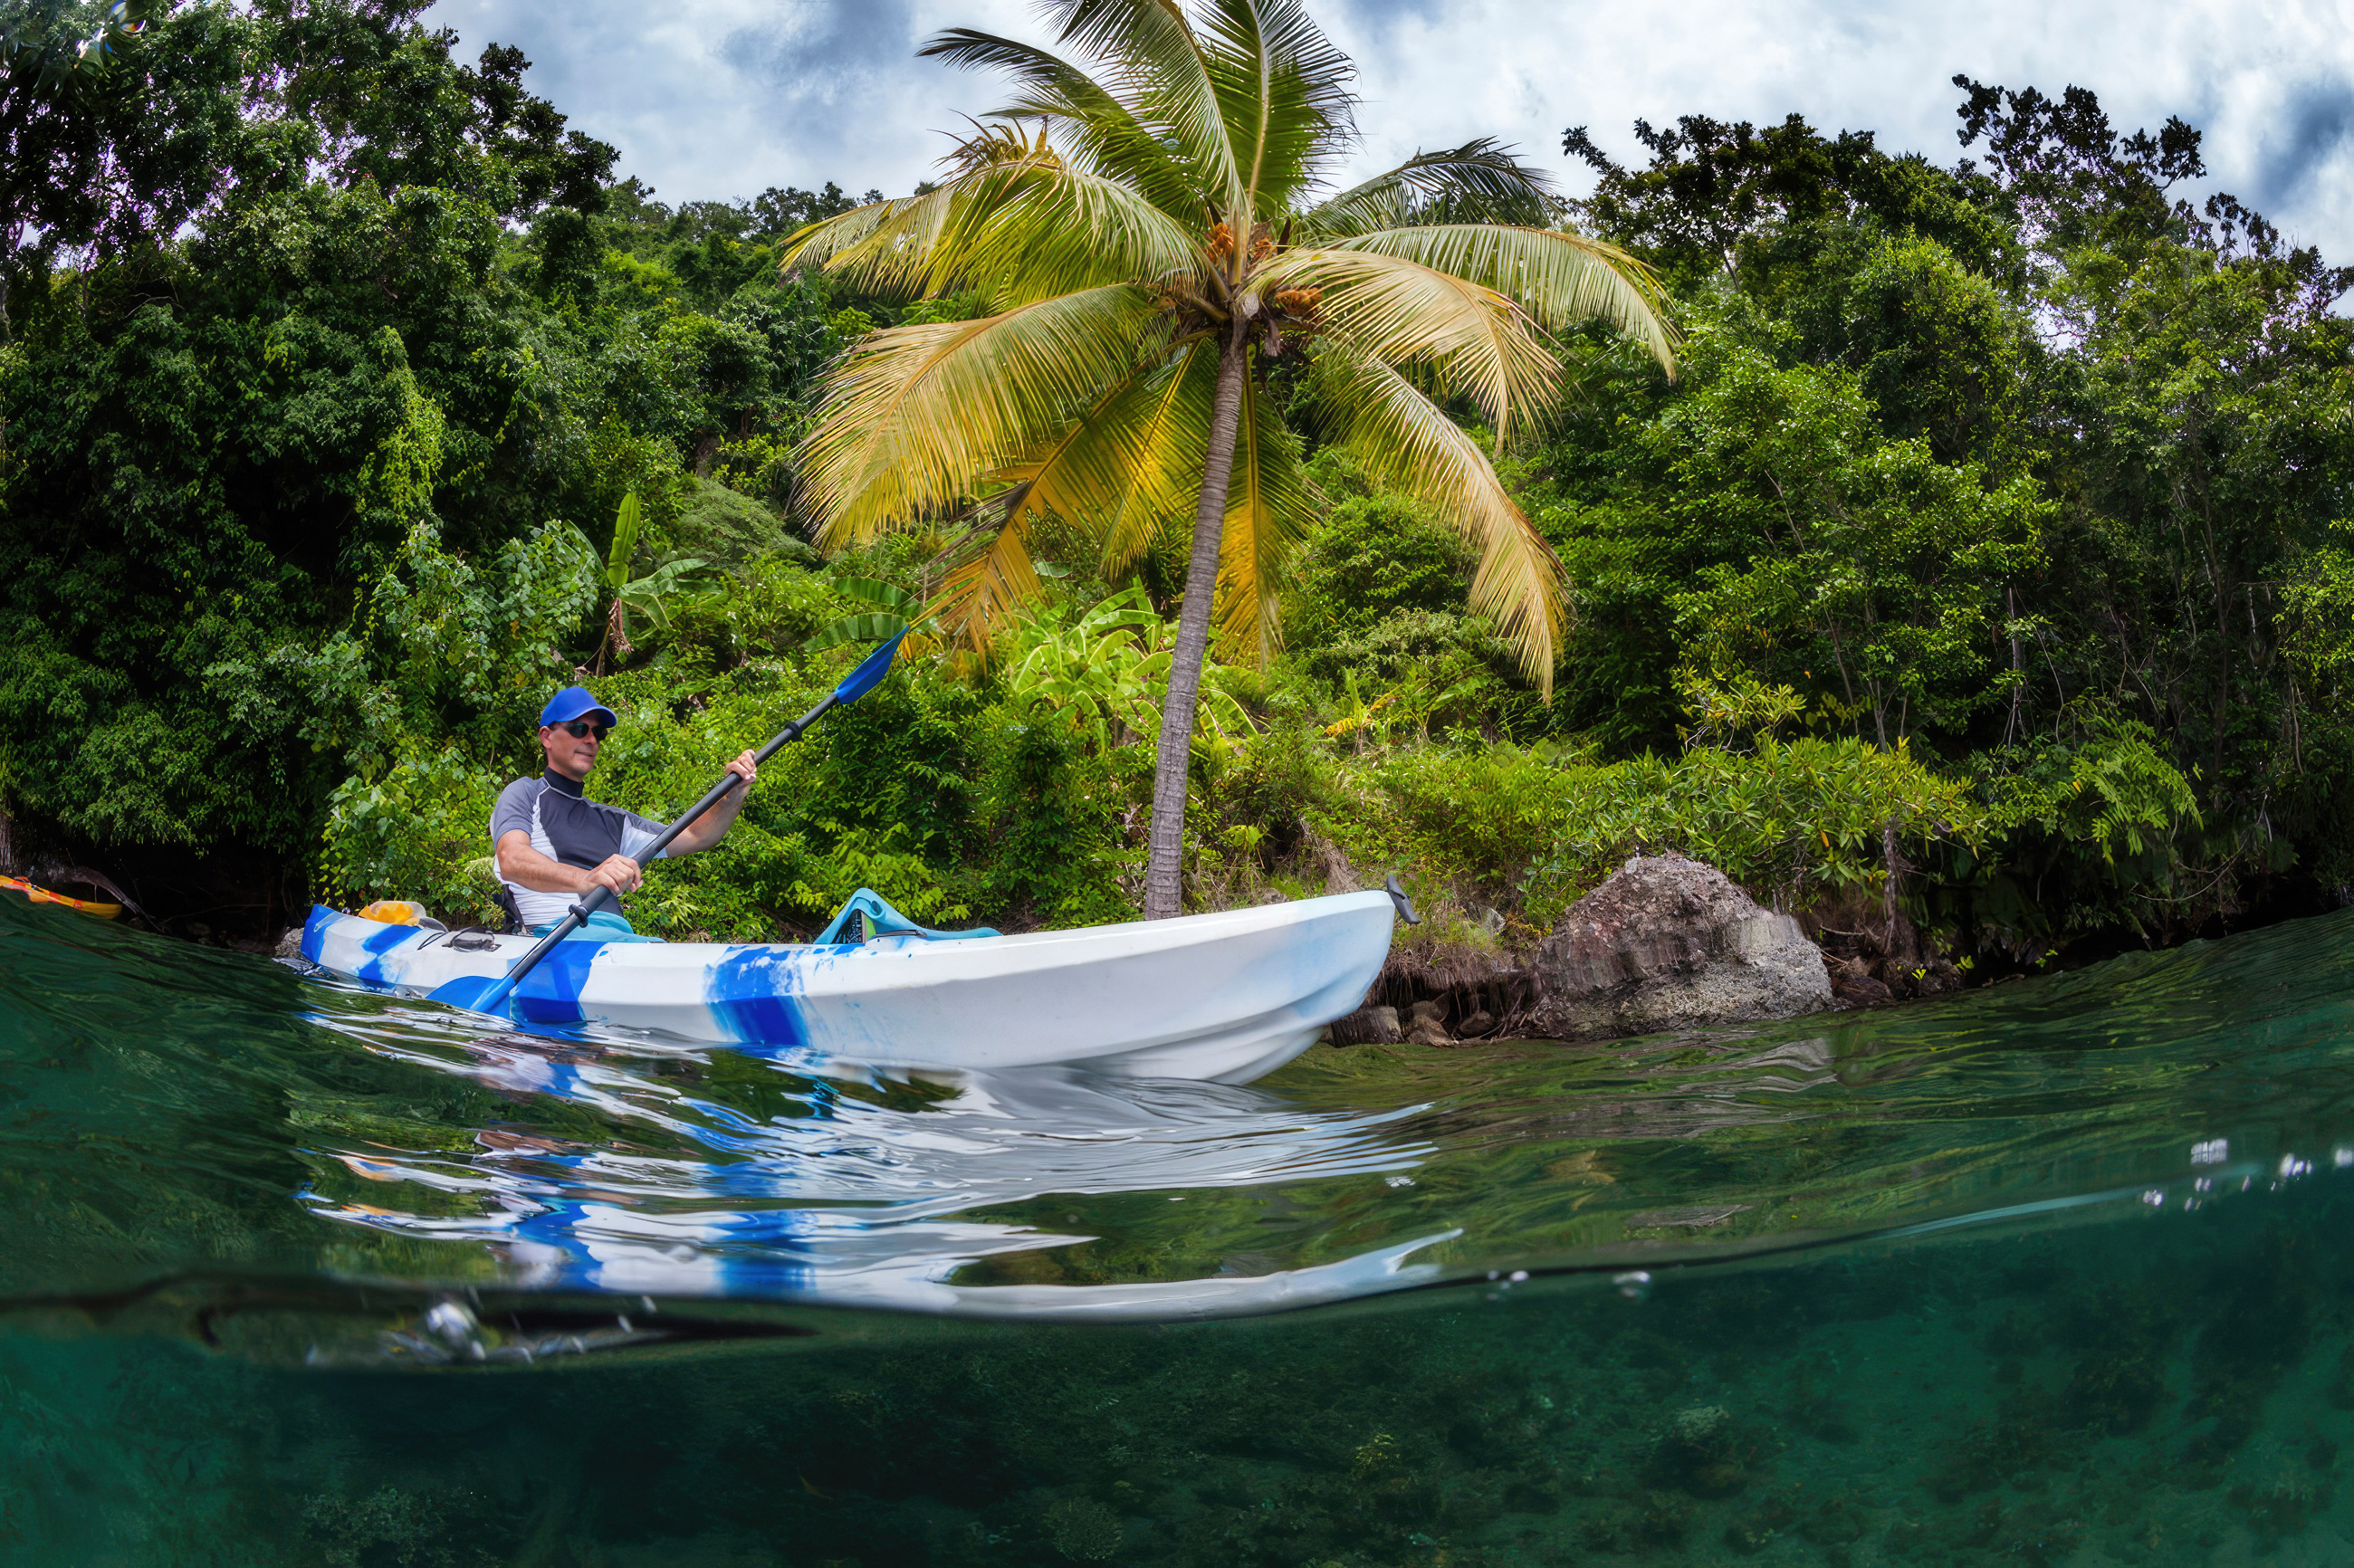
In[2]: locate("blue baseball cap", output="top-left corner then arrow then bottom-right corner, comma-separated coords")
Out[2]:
539,685 -> 619,728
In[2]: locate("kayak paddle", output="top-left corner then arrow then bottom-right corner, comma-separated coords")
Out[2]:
431,631 -> 908,1018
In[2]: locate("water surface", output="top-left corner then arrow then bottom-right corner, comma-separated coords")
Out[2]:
5,894 -> 2353,1563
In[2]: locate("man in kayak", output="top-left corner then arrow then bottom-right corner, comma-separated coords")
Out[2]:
491,686 -> 758,941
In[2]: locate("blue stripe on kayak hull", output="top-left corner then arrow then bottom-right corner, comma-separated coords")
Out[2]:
301,904 -> 340,964
356,921 -> 414,986
709,947 -> 811,1048
512,940 -> 608,1025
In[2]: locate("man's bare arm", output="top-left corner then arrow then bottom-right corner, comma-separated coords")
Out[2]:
495,831 -> 641,897
667,751 -> 759,855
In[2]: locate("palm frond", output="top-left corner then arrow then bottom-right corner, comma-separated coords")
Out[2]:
919,345 -> 1212,653
779,184 -> 963,297
1260,246 -> 1558,441
930,510 -> 1041,654
1010,343 -> 1212,562
798,285 -> 1163,547
1327,225 -> 1677,373
779,123 -> 1073,299
944,336 -> 1313,663
924,27 -> 1200,218
1045,0 -> 1242,215
948,157 -> 1210,305
1092,341 -> 1220,573
1311,347 -> 1565,693
783,119 -> 1204,308
1302,139 -> 1559,236
1198,0 -> 1356,218
1212,367 -> 1317,660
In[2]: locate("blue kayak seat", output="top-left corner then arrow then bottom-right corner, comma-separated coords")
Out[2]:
814,887 -> 1000,946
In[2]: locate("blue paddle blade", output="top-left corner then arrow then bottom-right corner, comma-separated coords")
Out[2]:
831,629 -> 908,705
429,974 -> 514,1017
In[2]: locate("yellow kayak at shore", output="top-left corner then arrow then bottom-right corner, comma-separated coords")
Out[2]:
1,875 -> 122,920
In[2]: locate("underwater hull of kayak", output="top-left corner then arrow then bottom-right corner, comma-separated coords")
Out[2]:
300,892 -> 1395,1084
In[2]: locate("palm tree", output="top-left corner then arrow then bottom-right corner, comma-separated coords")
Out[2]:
782,0 -> 1674,919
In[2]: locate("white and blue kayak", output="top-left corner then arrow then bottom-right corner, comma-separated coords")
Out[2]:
300,891 -> 1398,1084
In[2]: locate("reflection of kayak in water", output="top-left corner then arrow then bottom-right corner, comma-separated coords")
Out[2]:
1,875 -> 121,919
299,890 -> 1397,1084
299,1033 -> 1447,1323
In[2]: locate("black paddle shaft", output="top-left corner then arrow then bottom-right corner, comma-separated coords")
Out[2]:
480,690 -> 840,1010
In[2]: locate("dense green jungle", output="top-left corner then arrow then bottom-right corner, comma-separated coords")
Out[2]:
4,1 -> 2352,999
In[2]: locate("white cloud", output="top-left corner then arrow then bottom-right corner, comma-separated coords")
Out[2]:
423,0 -> 1031,202
423,0 -> 2354,256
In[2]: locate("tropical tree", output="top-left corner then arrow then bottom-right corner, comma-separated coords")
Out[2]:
782,0 -> 1675,917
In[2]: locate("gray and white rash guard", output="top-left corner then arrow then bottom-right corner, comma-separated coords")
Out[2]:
489,770 -> 668,928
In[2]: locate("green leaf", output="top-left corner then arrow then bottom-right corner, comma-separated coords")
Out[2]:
829,577 -> 921,617
606,492 -> 643,588
616,557 -> 719,635
803,611 -> 910,653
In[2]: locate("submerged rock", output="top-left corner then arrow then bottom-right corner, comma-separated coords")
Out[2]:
1403,999 -> 1453,1047
1830,967 -> 1893,1005
1328,1003 -> 1402,1046
1527,854 -> 1833,1040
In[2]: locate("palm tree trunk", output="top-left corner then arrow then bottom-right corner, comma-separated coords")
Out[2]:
1143,328 -> 1249,920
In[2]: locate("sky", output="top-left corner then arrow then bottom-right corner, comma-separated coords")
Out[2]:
420,0 -> 2354,257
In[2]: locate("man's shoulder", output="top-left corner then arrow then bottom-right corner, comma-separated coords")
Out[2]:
491,776 -> 545,836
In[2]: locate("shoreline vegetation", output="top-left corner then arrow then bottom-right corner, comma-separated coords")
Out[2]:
4,5 -> 2352,1016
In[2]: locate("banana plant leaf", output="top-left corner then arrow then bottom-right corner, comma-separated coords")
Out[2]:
615,556 -> 718,635
601,492 -> 643,592
828,577 -> 921,616
804,610 -> 910,653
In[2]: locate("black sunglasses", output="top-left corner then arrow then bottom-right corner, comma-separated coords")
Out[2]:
555,720 -> 612,740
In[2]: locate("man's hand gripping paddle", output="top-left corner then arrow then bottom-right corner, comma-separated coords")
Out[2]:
430,632 -> 908,1019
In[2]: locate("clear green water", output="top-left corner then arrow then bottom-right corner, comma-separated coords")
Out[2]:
6,894 -> 2354,1563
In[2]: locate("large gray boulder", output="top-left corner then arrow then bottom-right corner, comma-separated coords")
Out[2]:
1528,854 -> 1833,1040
